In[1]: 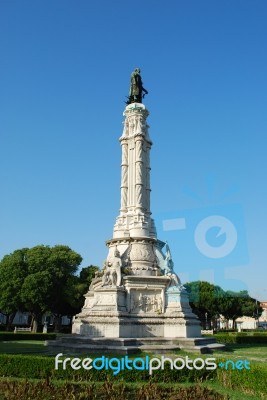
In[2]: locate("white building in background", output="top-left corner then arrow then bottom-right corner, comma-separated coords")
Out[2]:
0,311 -> 70,327
0,311 -> 29,326
217,301 -> 267,331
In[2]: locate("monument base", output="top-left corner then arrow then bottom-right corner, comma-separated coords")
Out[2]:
46,247 -> 227,355
72,314 -> 201,339
71,275 -> 201,339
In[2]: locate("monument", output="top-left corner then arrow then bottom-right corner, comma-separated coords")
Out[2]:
48,69 -> 222,353
71,68 -> 200,339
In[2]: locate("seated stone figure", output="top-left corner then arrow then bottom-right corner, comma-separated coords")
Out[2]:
101,249 -> 122,287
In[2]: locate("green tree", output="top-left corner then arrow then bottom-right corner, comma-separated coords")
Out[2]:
0,249 -> 28,329
79,265 -> 99,292
221,290 -> 262,328
73,265 -> 99,312
21,271 -> 53,332
184,281 -> 262,330
184,281 -> 225,329
0,245 -> 82,332
22,245 -> 82,332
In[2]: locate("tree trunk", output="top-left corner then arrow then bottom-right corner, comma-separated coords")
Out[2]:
6,312 -> 17,331
31,313 -> 39,333
232,318 -> 236,330
54,315 -> 62,333
4,313 -> 9,330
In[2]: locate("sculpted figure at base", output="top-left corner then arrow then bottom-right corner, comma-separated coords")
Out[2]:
101,248 -> 122,287
89,270 -> 103,291
163,243 -> 181,288
127,68 -> 148,104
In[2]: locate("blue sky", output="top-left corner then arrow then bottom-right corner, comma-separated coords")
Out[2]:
0,1 -> 266,300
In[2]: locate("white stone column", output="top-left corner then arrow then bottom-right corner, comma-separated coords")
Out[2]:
113,103 -> 154,239
120,139 -> 128,213
135,136 -> 144,211
145,142 -> 151,213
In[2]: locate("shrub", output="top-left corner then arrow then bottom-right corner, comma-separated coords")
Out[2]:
214,333 -> 267,344
0,354 -> 266,398
0,354 -> 215,382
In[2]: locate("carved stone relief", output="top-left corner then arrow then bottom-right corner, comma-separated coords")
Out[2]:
93,294 -> 116,306
130,290 -> 163,314
130,242 -> 155,262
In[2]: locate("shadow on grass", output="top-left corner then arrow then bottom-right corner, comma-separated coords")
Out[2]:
0,341 -> 48,355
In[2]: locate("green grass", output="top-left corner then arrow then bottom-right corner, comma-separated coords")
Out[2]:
0,340 -> 48,354
213,343 -> 267,363
203,382 -> 262,400
1,340 -> 267,362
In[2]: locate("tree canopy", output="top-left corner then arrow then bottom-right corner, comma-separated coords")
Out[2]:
0,245 -> 82,331
184,281 -> 261,329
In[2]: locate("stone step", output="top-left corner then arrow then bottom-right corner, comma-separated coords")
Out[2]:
138,345 -> 180,353
179,344 -> 226,354
47,343 -> 144,355
46,336 -> 225,355
59,336 -> 180,346
176,337 -> 218,345
47,343 -> 181,355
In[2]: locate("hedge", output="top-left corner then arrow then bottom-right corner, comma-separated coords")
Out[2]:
0,333 -> 56,341
0,354 -> 215,383
214,333 -> 267,344
0,354 -> 266,397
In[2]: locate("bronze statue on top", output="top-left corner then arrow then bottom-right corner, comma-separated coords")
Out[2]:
126,68 -> 148,104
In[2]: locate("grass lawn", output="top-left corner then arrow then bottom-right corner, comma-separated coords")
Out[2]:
215,343 -> 267,363
0,340 -> 48,354
1,340 -> 267,361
